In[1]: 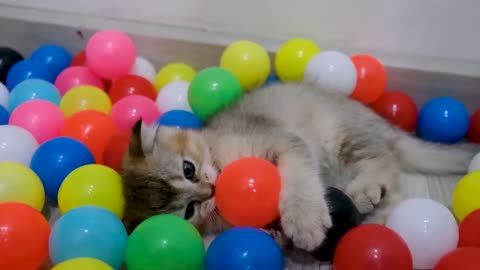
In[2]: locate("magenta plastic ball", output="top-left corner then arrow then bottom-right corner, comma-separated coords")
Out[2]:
85,30 -> 136,80
9,100 -> 65,144
110,94 -> 161,131
54,66 -> 104,95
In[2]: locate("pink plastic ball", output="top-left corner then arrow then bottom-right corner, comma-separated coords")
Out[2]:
110,95 -> 161,131
85,29 -> 137,80
9,100 -> 65,144
54,66 -> 104,95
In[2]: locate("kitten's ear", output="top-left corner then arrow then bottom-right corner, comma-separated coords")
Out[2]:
128,120 -> 145,158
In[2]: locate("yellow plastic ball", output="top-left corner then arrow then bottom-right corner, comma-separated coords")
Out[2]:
52,257 -> 114,270
274,38 -> 321,82
0,161 -> 45,211
452,170 -> 480,221
154,63 -> 197,91
58,164 -> 125,219
60,85 -> 112,117
220,40 -> 271,91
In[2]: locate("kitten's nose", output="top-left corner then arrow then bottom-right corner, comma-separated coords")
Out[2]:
198,182 -> 215,200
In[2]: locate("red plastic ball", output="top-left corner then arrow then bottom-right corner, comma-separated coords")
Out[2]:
103,127 -> 131,172
350,54 -> 387,105
458,209 -> 480,248
467,109 -> 480,143
433,247 -> 480,270
215,157 -> 281,228
71,51 -> 87,66
333,224 -> 413,270
0,202 -> 51,270
60,110 -> 116,164
371,91 -> 418,132
108,74 -> 157,104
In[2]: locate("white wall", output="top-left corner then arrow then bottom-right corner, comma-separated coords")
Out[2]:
0,0 -> 479,76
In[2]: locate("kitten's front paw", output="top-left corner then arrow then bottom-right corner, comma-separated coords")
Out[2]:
346,180 -> 386,214
265,229 -> 290,248
280,198 -> 332,252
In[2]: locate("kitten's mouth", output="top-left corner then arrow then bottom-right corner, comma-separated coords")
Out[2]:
210,184 -> 216,196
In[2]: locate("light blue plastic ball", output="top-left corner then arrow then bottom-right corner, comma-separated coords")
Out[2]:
49,206 -> 128,270
9,79 -> 61,112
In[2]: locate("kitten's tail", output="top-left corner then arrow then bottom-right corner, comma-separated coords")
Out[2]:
391,131 -> 480,175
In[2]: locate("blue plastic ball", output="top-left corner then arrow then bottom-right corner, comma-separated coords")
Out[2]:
417,96 -> 469,144
265,73 -> 280,86
49,206 -> 128,269
30,44 -> 72,78
6,59 -> 56,90
8,79 -> 61,111
30,137 -> 95,201
157,109 -> 203,129
205,227 -> 284,270
0,105 -> 9,125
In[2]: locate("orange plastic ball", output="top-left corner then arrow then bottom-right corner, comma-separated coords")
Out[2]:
350,54 -> 387,105
0,202 -> 51,270
60,110 -> 116,164
215,157 -> 281,228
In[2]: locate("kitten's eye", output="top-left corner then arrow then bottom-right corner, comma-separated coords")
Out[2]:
183,160 -> 196,180
184,200 -> 199,220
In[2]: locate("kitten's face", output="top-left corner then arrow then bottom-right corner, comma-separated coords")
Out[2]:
121,121 -> 218,233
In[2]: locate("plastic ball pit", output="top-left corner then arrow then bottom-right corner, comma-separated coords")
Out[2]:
0,30 -> 477,270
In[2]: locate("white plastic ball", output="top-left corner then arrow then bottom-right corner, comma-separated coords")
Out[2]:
155,81 -> 192,113
304,50 -> 357,95
0,82 -> 9,109
130,56 -> 156,82
468,152 -> 480,173
385,198 -> 458,269
0,125 -> 39,166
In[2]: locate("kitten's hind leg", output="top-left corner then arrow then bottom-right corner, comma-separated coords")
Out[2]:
345,154 -> 400,216
361,192 -> 404,224
274,134 -> 333,252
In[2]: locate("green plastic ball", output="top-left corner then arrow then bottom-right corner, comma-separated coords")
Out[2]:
125,214 -> 205,270
188,67 -> 243,121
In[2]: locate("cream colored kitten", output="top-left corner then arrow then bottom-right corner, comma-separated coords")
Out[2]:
122,81 -> 478,256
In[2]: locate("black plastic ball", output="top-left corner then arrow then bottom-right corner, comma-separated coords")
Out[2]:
313,186 -> 363,261
0,47 -> 24,85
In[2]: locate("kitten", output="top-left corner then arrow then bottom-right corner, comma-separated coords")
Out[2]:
122,81 -> 479,254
